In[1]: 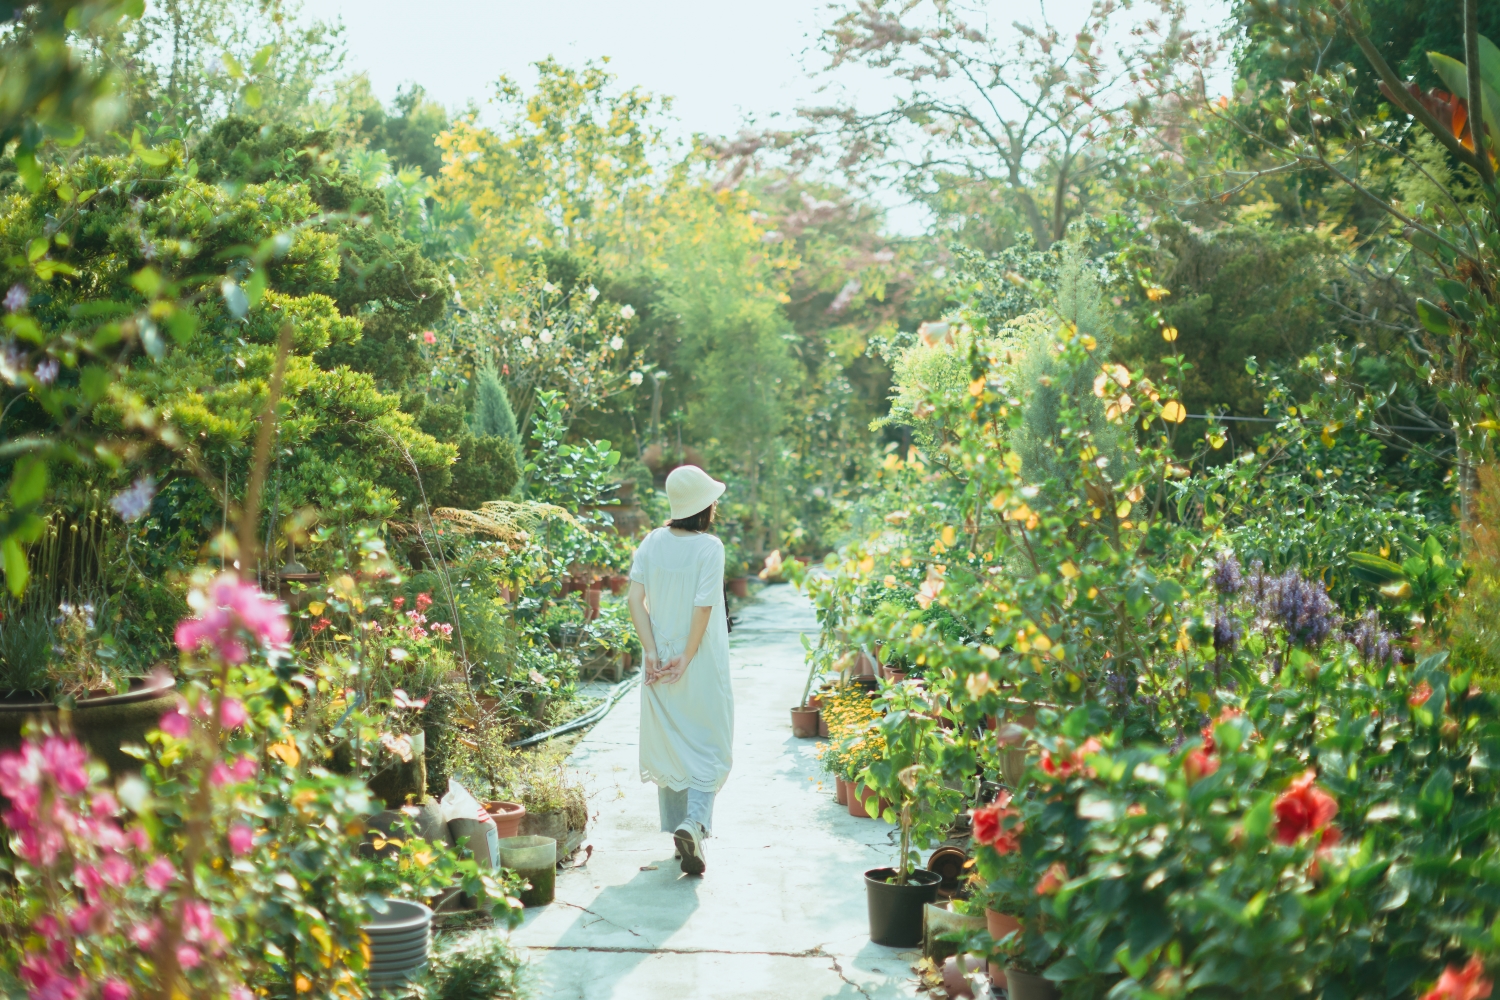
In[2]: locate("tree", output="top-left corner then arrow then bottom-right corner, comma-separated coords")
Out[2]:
471,362 -> 521,448
785,0 -> 1211,249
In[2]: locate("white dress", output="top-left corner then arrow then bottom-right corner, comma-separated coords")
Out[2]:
630,527 -> 734,793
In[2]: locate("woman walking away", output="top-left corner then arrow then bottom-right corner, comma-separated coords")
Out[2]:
626,465 -> 734,875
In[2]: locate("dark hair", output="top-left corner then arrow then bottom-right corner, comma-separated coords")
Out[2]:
668,503 -> 716,532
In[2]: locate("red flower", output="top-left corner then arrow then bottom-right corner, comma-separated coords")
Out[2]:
1041,737 -> 1103,780
1035,862 -> 1068,895
1184,748 -> 1219,783
416,592 -> 433,611
971,791 -> 1023,854
1410,681 -> 1433,707
1201,707 -> 1244,754
1273,770 -> 1338,845
1421,958 -> 1493,1000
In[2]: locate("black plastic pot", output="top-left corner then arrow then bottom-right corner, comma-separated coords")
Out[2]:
864,866 -> 941,946
1005,968 -> 1061,1000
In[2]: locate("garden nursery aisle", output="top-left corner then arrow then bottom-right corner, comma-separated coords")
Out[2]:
511,583 -> 924,1000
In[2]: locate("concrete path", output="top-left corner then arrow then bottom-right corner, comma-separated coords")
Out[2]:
511,583 -> 924,1000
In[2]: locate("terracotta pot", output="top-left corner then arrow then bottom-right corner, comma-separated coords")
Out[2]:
835,775 -> 849,805
846,781 -> 870,818
883,666 -> 907,683
943,955 -> 985,999
985,909 -> 1022,989
807,693 -> 823,710
790,705 -> 820,738
608,576 -> 629,596
484,800 -> 527,840
851,649 -> 878,678
818,711 -> 830,738
0,672 -> 178,776
497,586 -> 512,603
584,587 -> 602,620
850,783 -> 888,819
728,577 -> 750,599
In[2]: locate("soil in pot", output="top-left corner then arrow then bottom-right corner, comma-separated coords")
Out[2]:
864,867 -> 941,947
790,705 -> 820,738
1005,969 -> 1060,1000
0,672 -> 178,776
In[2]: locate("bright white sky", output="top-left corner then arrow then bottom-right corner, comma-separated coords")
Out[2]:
299,0 -> 1232,232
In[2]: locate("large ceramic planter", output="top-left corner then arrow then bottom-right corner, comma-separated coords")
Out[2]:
864,867 -> 941,946
363,899 -> 432,993
923,901 -> 985,961
0,672 -> 177,775
790,705 -> 820,738
1005,969 -> 1060,1000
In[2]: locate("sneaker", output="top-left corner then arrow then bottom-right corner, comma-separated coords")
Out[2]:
673,821 -> 706,875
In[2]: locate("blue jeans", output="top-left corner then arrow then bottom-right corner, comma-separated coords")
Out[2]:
658,786 -> 715,836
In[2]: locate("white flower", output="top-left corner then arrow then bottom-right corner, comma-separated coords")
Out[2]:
539,330 -> 553,344
543,282 -> 556,294
620,304 -> 636,320
586,284 -> 599,301
628,371 -> 644,386
500,317 -> 516,332
609,336 -> 624,351
110,475 -> 157,522
520,336 -> 534,350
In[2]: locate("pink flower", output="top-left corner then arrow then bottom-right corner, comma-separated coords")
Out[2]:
175,574 -> 289,664
129,920 -> 160,949
90,792 -> 118,817
229,824 -> 255,855
40,738 -> 90,795
415,592 -> 432,611
180,899 -> 223,947
176,944 -> 201,969
229,987 -> 254,1000
422,330 -> 436,344
101,853 -> 134,885
158,704 -> 191,738
102,981 -> 131,1000
433,622 -> 453,640
143,857 -> 177,891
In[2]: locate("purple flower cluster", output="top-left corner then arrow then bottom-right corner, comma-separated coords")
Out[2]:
1351,609 -> 1400,667
1260,568 -> 1336,649
1211,552 -> 1243,598
1212,612 -> 1242,654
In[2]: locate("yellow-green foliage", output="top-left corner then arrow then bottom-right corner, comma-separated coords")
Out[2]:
0,151 -> 456,521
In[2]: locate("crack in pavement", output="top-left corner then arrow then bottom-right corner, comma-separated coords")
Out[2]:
553,901 -> 649,941
829,954 -> 875,1000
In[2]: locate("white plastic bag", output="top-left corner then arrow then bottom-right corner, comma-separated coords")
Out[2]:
438,777 -> 482,822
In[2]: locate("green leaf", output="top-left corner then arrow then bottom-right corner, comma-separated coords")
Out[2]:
1419,766 -> 1454,819
1415,298 -> 1451,335
9,455 -> 47,508
27,238 -> 48,262
1243,793 -> 1273,843
14,146 -> 43,193
2,537 -> 28,597
1347,551 -> 1406,584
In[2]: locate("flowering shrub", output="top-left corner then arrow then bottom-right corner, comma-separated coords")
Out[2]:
0,571 -> 410,998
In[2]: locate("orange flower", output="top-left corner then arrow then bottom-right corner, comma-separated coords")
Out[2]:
1421,957 -> 1493,1000
1035,862 -> 1068,895
1410,681 -> 1433,707
1041,737 -> 1103,781
971,791 -> 1024,855
1183,748 -> 1219,783
1273,770 -> 1338,845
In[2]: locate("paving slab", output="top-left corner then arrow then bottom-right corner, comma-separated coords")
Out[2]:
511,584 -> 924,1000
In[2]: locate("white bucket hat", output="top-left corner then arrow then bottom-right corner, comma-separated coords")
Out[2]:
665,465 -> 726,520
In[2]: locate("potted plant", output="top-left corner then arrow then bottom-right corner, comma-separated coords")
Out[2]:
0,602 -> 178,775
859,684 -> 962,946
